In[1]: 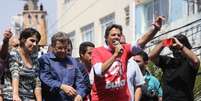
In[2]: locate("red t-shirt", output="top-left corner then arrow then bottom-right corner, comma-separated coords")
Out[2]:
91,44 -> 132,101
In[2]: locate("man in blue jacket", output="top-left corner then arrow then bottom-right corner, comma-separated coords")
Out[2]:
78,41 -> 95,100
39,32 -> 86,101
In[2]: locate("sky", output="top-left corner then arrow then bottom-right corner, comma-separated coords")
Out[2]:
0,0 -> 57,43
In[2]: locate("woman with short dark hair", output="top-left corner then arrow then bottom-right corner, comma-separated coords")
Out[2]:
3,28 -> 42,101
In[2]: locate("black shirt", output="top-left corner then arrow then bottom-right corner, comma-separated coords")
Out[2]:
155,55 -> 197,101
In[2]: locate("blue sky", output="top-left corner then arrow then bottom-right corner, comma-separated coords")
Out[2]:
0,0 -> 57,43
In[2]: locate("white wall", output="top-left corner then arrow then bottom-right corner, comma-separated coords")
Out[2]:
57,0 -> 135,57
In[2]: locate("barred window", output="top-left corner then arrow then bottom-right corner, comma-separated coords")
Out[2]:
144,0 -> 169,27
100,13 -> 115,40
81,23 -> 94,42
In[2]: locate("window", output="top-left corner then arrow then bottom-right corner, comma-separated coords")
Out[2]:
28,14 -> 32,24
198,0 -> 201,12
144,0 -> 169,27
100,13 -> 115,38
28,14 -> 32,19
187,0 -> 201,15
41,15 -> 44,19
81,23 -> 94,42
64,0 -> 70,4
64,0 -> 74,4
187,0 -> 196,15
169,0 -> 184,22
145,2 -> 155,26
35,15 -> 39,24
124,6 -> 130,26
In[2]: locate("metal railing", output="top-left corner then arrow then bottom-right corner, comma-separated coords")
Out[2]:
146,18 -> 201,58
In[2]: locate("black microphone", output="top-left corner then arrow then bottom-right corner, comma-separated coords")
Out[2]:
113,40 -> 123,54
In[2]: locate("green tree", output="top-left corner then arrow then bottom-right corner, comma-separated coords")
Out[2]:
194,67 -> 201,101
147,61 -> 162,80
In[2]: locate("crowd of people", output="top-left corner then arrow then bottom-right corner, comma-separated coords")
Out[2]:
0,16 -> 200,101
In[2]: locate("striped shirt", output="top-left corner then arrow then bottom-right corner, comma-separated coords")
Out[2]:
3,49 -> 41,100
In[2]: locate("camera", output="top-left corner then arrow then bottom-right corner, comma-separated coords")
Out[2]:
163,38 -> 174,47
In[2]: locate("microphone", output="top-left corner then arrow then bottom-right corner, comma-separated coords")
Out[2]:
113,40 -> 124,54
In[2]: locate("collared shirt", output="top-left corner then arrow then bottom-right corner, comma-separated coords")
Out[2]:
39,52 -> 86,101
127,57 -> 145,101
77,62 -> 91,95
93,43 -> 142,76
91,43 -> 142,101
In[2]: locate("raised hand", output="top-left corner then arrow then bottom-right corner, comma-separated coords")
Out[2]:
172,37 -> 184,50
3,28 -> 13,42
152,16 -> 165,30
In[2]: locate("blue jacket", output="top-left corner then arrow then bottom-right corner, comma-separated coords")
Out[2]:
142,70 -> 162,97
77,62 -> 91,95
39,52 -> 87,101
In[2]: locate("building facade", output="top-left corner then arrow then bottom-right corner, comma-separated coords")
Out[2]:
22,0 -> 48,46
57,0 -> 135,57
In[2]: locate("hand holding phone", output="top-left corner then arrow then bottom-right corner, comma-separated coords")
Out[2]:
163,38 -> 173,47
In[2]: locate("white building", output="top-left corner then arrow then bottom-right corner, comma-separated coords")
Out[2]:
135,0 -> 201,58
57,0 -> 135,57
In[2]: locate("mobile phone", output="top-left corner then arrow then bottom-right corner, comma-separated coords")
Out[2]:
163,38 -> 173,47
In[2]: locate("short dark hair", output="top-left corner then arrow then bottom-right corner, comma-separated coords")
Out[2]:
79,41 -> 95,56
174,34 -> 192,49
19,28 -> 41,46
136,51 -> 149,62
104,24 -> 122,39
51,32 -> 70,47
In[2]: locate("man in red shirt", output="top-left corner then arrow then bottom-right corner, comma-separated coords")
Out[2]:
91,17 -> 164,101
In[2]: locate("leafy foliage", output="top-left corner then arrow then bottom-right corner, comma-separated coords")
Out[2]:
147,61 -> 162,81
194,67 -> 201,101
